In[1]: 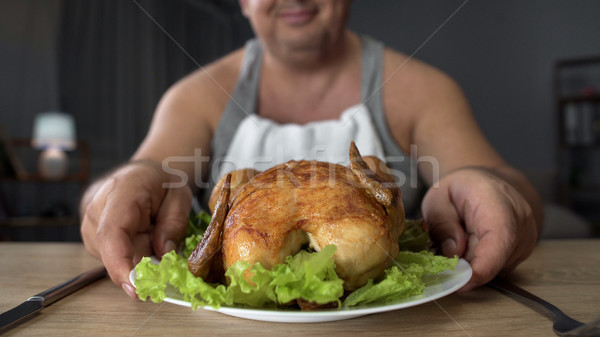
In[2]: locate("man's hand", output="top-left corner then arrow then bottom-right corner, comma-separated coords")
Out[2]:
421,167 -> 539,292
80,160 -> 192,298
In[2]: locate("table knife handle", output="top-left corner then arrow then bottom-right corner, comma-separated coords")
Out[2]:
35,266 -> 107,307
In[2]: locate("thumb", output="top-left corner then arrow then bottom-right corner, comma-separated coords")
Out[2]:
421,185 -> 466,258
152,186 -> 193,256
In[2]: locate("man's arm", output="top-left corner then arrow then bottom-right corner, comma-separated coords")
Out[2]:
383,49 -> 542,290
79,51 -> 242,296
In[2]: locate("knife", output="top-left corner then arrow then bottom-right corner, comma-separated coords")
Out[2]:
0,266 -> 107,334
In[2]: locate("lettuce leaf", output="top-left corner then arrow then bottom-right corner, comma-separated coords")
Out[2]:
396,250 -> 459,275
134,251 -> 231,309
398,219 -> 431,252
270,245 -> 344,305
134,214 -> 458,309
343,251 -> 458,307
224,261 -> 278,308
182,211 -> 212,258
135,245 -> 343,309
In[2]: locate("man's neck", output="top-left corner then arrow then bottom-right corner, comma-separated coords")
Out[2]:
257,32 -> 362,124
262,31 -> 358,76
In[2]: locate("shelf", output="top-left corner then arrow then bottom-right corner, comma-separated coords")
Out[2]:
557,54 -> 600,67
558,94 -> 600,104
561,183 -> 600,192
0,138 -> 89,241
0,216 -> 79,228
555,55 -> 600,219
0,173 -> 88,183
0,138 -> 90,184
559,143 -> 600,149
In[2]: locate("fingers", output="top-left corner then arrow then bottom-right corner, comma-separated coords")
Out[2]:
423,168 -> 539,293
421,184 -> 466,258
132,232 -> 153,264
458,187 -> 514,291
78,162 -> 200,300
83,171 -> 193,300
152,186 -> 193,256
98,225 -> 137,298
95,179 -> 153,298
445,169 -> 530,292
81,211 -> 101,258
459,226 -> 512,292
81,163 -> 164,298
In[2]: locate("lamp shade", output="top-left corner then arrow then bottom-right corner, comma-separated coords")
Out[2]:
31,112 -> 76,150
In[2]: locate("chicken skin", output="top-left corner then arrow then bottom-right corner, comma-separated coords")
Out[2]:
189,142 -> 405,291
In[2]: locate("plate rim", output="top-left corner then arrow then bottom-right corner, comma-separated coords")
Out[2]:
129,257 -> 472,322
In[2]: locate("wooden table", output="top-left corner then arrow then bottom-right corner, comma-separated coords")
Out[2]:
1,240 -> 598,336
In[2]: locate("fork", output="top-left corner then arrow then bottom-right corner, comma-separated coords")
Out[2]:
488,277 -> 600,337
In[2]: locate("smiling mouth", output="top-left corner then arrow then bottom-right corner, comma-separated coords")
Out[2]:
278,7 -> 318,26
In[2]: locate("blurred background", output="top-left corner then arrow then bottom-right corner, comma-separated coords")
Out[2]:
0,0 -> 599,241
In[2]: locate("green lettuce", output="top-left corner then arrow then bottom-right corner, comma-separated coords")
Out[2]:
343,251 -> 458,307
135,245 -> 344,309
182,211 -> 212,258
270,245 -> 344,305
134,251 -> 231,309
134,215 -> 458,309
397,218 -> 431,252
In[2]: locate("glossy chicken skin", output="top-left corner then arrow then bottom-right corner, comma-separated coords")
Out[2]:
189,142 -> 405,290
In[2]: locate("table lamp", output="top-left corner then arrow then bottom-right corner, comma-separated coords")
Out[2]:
31,112 -> 76,180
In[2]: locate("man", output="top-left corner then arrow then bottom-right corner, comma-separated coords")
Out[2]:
80,0 -> 541,298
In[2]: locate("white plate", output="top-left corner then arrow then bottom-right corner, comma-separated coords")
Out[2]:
129,258 -> 471,323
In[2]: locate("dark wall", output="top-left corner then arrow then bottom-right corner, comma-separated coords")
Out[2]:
1,0 -> 600,235
348,0 -> 600,198
0,0 -> 251,241
3,1 -> 600,178
0,0 -> 62,137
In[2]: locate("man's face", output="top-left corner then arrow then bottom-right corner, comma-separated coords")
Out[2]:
240,0 -> 352,57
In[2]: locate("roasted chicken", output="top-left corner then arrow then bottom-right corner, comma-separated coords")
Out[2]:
188,142 -> 405,291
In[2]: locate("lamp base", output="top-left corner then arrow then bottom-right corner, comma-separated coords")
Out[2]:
39,148 -> 68,180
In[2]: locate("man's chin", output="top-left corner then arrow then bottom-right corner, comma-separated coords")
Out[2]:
275,33 -> 330,54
